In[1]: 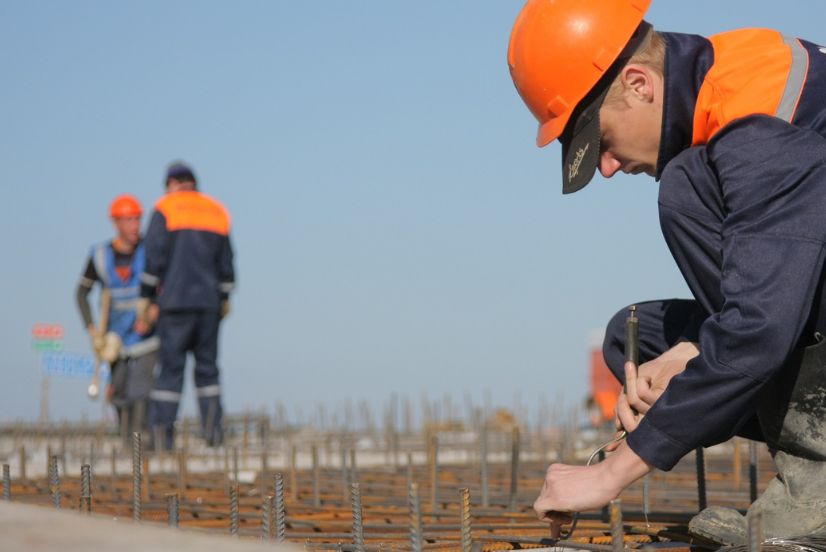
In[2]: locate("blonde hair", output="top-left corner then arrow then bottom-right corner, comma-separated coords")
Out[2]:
604,29 -> 665,106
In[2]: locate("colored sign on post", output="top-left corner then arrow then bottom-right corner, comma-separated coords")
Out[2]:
32,340 -> 63,352
32,324 -> 64,340
41,352 -> 96,378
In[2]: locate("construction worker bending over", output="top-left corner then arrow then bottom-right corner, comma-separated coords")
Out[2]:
76,194 -> 159,440
139,161 -> 235,450
508,0 -> 826,545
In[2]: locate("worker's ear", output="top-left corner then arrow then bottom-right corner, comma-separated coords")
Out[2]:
620,64 -> 656,104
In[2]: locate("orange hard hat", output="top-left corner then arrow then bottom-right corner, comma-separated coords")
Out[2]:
109,194 -> 143,219
508,0 -> 651,148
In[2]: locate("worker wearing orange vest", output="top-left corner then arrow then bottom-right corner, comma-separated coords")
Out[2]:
76,195 -> 159,440
138,162 -> 235,450
509,0 -> 826,544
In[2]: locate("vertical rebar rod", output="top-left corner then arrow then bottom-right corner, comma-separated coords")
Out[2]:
429,435 -> 438,512
509,426 -> 520,511
409,483 -> 423,552
599,449 -> 609,523
49,455 -> 61,509
230,483 -> 239,536
232,446 -> 239,484
642,473 -> 650,527
261,448 -> 269,498
748,510 -> 764,552
132,431 -> 142,522
290,444 -> 298,501
275,472 -> 286,542
733,438 -> 743,491
312,445 -> 321,508
143,454 -> 151,502
2,464 -> 10,501
80,464 -> 91,514
610,499 -> 624,552
341,447 -> 350,502
480,424 -> 489,508
749,440 -> 758,503
696,447 -> 707,511
19,446 -> 26,482
111,446 -> 117,495
262,495 -> 275,541
167,493 -> 179,528
459,487 -> 472,552
406,452 -> 414,492
351,482 -> 365,552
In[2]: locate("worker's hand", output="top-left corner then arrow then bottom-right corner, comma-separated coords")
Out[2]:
135,297 -> 151,325
88,325 -> 104,354
534,442 -> 651,535
629,341 -> 699,414
133,303 -> 159,335
220,300 -> 231,319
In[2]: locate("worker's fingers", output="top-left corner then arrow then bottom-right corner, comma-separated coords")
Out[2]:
635,375 -> 660,410
541,511 -> 573,537
624,361 -> 640,408
616,393 -> 640,433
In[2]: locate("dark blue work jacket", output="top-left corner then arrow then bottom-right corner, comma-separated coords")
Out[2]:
627,30 -> 826,470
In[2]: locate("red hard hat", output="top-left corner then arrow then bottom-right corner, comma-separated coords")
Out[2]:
109,194 -> 143,219
508,0 -> 651,147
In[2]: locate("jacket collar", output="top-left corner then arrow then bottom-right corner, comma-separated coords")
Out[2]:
655,32 -> 715,179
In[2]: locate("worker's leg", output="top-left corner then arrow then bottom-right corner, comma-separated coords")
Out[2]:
691,337 -> 826,544
602,299 -> 706,382
109,358 -> 129,445
148,311 -> 195,450
192,309 -> 223,447
125,348 -> 158,434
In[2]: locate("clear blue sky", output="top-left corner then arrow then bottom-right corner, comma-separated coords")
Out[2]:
1,1 -> 823,424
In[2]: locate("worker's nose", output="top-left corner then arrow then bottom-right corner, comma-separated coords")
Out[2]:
599,151 -> 622,178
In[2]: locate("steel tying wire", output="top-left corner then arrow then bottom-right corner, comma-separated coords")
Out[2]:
722,537 -> 826,552
558,431 -> 629,540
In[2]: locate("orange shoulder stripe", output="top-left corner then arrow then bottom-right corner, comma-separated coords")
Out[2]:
156,191 -> 231,235
693,29 -> 793,145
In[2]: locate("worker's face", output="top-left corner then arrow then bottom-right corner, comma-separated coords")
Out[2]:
113,216 -> 141,246
597,65 -> 663,179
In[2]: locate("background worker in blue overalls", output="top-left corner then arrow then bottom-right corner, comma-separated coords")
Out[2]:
76,194 -> 159,442
508,0 -> 826,544
138,161 -> 235,450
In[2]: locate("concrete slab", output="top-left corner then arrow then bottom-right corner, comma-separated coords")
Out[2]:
0,501 -> 296,552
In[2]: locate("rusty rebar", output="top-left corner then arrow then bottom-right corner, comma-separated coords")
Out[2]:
696,447 -> 707,511
480,424 -> 489,508
409,483 -> 423,552
312,445 -> 321,508
351,482 -> 365,552
80,464 -> 91,514
167,492 -> 179,528
459,487 -> 471,552
262,494 -> 275,541
610,499 -> 624,552
429,435 -> 438,512
19,446 -> 26,482
509,426 -> 520,511
748,510 -> 763,552
749,440 -> 758,503
275,472 -> 286,542
49,454 -> 60,509
132,431 -> 142,522
230,483 -> 239,536
3,464 -> 10,501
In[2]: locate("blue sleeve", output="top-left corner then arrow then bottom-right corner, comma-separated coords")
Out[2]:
629,115 -> 826,470
140,210 -> 169,300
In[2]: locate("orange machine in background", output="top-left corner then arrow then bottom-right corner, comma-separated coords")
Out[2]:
588,346 -> 622,426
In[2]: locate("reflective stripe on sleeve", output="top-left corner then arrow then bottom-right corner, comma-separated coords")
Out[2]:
219,282 -> 235,293
777,36 -> 809,122
140,272 -> 160,286
121,336 -> 160,358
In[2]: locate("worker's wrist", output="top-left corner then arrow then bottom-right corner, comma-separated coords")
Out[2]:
601,441 -> 652,492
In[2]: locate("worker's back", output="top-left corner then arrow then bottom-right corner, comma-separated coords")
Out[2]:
142,190 -> 235,311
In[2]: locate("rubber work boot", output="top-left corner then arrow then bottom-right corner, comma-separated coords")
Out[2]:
690,336 -> 826,546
